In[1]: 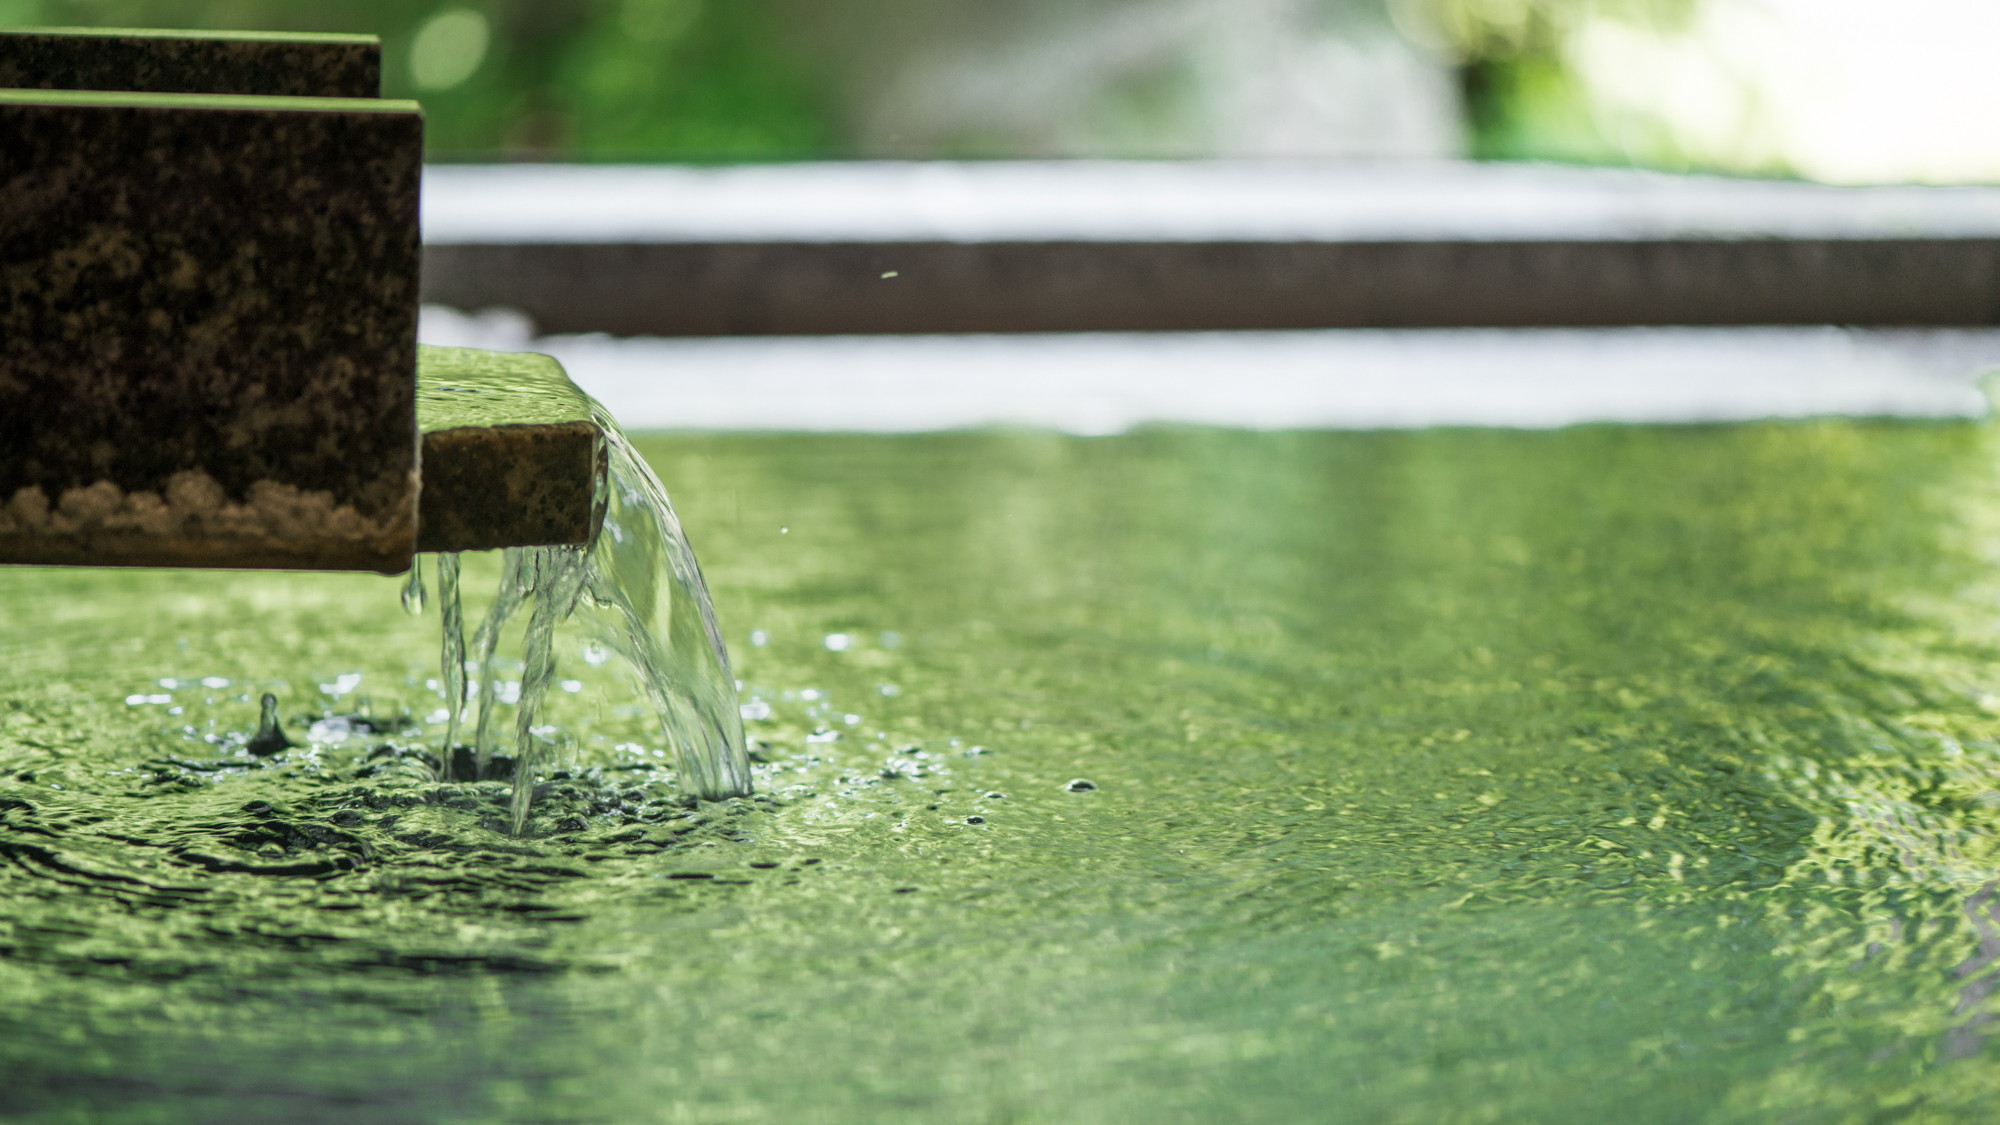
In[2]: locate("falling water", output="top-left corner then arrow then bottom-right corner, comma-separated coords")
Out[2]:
436,553 -> 467,771
505,546 -> 591,832
571,413 -> 751,804
428,409 -> 751,832
468,549 -> 526,780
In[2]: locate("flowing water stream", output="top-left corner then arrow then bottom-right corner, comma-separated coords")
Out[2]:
406,407 -> 752,831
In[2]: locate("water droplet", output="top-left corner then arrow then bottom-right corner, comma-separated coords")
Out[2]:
1065,778 -> 1097,792
823,633 -> 852,652
559,679 -> 584,694
779,526 -> 789,535
749,629 -> 770,647
200,676 -> 229,689
878,683 -> 901,697
740,700 -> 773,722
401,556 -> 427,615
246,693 -> 297,756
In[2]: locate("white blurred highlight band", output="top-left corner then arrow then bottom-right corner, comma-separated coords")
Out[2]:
420,309 -> 2000,435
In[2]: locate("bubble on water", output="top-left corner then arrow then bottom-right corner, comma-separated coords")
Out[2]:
740,700 -> 773,722
824,633 -> 852,652
1065,778 -> 1098,792
580,641 -> 612,667
843,713 -> 861,726
308,716 -> 354,743
200,676 -> 229,689
806,729 -> 841,744
560,679 -> 584,694
800,688 -> 823,702
879,683 -> 901,697
124,693 -> 172,706
426,708 -> 451,724
319,672 -> 363,698
749,630 -> 770,647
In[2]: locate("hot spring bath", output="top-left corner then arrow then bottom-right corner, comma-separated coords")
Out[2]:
5,422 -> 2000,1122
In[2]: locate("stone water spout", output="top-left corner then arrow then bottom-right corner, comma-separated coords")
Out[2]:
0,27 -> 750,825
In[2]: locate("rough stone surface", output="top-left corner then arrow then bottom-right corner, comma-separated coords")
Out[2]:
416,346 -> 606,554
0,28 -> 379,98
0,89 -> 423,571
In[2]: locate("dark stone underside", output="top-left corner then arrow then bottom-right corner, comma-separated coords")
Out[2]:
0,31 -> 379,98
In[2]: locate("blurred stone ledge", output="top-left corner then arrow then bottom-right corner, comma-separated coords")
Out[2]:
420,162 -> 2000,336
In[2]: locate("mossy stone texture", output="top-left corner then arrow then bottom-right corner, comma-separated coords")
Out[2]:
0,27 -> 379,98
415,346 -> 607,553
0,89 -> 423,572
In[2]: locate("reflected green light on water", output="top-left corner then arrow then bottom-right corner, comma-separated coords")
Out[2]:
7,421 -> 2000,1121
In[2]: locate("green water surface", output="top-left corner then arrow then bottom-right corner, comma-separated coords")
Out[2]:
6,422 -> 2000,1122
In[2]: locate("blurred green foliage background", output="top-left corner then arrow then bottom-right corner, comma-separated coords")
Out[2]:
0,0 -> 835,157
0,0 -> 1702,164
1424,0 -> 1701,163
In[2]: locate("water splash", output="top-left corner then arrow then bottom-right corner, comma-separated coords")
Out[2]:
245,692 -> 295,757
427,409 -> 751,832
